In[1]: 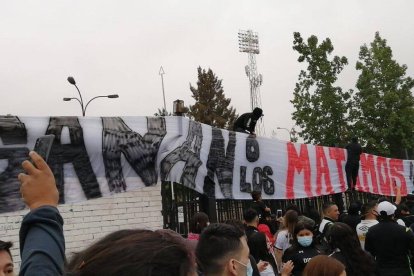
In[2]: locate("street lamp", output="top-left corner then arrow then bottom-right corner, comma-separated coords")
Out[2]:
276,126 -> 295,142
63,76 -> 119,116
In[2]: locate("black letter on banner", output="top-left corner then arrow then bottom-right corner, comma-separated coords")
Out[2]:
0,116 -> 28,213
203,128 -> 236,198
252,167 -> 263,192
262,166 -> 275,195
46,117 -> 101,203
161,120 -> 202,188
102,117 -> 167,192
246,137 -> 260,162
239,166 -> 251,193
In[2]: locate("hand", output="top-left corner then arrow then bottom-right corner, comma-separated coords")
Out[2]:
248,133 -> 256,138
18,151 -> 59,210
281,260 -> 294,276
257,260 -> 269,272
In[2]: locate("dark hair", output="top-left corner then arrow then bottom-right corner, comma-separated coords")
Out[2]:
196,223 -> 245,274
252,108 -> 263,118
328,222 -> 376,276
322,202 -> 337,214
189,212 -> 209,234
0,240 -> 13,260
351,137 -> 358,143
348,201 -> 362,215
251,191 -> 261,201
361,200 -> 377,217
284,210 -> 299,235
303,255 -> 345,276
289,222 -> 315,249
243,208 -> 258,223
286,204 -> 302,215
66,229 -> 195,276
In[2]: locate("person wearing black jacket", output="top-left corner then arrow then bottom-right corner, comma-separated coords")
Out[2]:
283,222 -> 321,276
345,137 -> 363,191
366,201 -> 414,276
233,107 -> 263,136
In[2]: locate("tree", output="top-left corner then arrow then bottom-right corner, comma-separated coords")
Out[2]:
188,67 -> 237,130
291,32 -> 353,146
154,107 -> 171,117
352,32 -> 414,158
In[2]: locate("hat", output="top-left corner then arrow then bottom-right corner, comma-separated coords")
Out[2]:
377,201 -> 396,216
253,107 -> 263,118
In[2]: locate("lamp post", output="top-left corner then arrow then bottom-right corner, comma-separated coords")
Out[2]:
159,66 -> 167,112
63,76 -> 119,116
276,126 -> 295,142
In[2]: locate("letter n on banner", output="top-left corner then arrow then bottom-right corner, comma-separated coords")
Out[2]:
286,143 -> 311,199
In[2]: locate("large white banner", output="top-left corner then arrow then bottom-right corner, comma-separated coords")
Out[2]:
0,116 -> 413,213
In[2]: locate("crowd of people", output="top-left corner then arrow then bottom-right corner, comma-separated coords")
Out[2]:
2,151 -> 414,276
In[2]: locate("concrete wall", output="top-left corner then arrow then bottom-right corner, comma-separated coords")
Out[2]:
0,185 -> 163,271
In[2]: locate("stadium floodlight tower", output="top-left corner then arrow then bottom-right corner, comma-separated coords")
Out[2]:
238,29 -> 265,136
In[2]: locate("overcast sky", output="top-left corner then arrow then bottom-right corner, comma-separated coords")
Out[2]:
1,0 -> 413,141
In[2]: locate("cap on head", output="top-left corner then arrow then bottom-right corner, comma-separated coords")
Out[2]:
253,108 -> 263,118
377,201 -> 396,216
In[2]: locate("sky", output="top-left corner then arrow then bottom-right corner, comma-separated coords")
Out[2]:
1,0 -> 413,141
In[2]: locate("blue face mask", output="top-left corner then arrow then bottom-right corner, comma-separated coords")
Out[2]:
234,259 -> 253,276
246,262 -> 253,276
297,236 -> 313,247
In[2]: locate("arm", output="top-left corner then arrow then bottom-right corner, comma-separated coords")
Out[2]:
395,184 -> 402,205
18,151 -> 65,276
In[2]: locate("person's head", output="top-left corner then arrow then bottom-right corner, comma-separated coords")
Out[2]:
323,202 -> 339,221
251,191 -> 261,201
303,255 -> 346,276
243,208 -> 259,227
0,241 -> 14,276
376,200 -> 396,220
351,137 -> 358,143
347,201 -> 362,216
252,108 -> 263,119
396,203 -> 410,217
286,204 -> 302,215
327,222 -> 360,252
189,212 -> 209,234
284,210 -> 299,235
327,222 -> 376,275
196,223 -> 250,276
361,200 -> 378,220
67,229 -> 196,276
293,222 -> 314,248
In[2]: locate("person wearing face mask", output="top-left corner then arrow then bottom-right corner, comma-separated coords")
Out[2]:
282,222 -> 320,276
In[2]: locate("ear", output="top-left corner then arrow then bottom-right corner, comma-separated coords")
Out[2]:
226,259 -> 238,276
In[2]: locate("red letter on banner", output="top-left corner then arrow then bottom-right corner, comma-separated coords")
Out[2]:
389,159 -> 407,195
360,154 -> 378,193
286,143 -> 312,199
329,147 -> 346,192
315,146 -> 333,195
377,156 -> 391,195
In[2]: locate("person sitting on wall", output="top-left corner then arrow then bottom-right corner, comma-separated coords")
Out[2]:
233,107 -> 264,137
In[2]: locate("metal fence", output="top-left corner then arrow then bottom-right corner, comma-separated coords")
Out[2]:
161,181 -> 392,236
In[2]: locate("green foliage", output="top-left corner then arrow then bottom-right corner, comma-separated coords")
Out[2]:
291,32 -> 353,146
352,32 -> 414,158
154,107 -> 171,117
188,67 -> 237,130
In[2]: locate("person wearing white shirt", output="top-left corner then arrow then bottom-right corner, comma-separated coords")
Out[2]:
356,200 -> 378,250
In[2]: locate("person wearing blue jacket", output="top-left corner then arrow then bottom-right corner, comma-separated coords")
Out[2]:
18,151 -> 65,276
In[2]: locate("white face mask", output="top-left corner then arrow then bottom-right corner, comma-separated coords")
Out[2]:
234,259 -> 253,276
